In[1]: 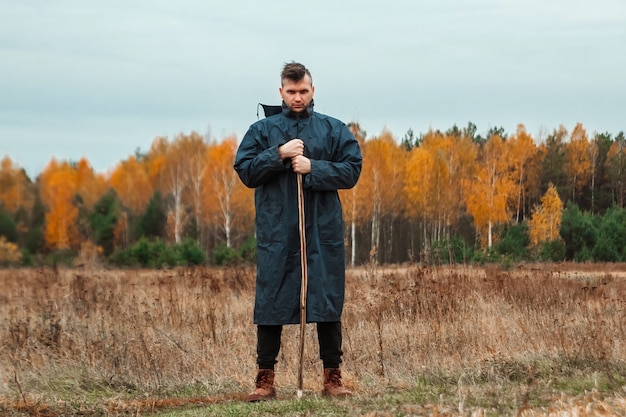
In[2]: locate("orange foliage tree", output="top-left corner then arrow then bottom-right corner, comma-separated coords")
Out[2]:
182,132 -> 210,243
38,158 -> 109,252
340,123 -> 367,266
109,155 -> 154,249
74,158 -> 108,209
39,159 -> 80,250
507,124 -> 538,222
109,155 -> 153,215
405,131 -> 477,253
147,134 -> 200,244
358,130 -> 405,263
203,136 -> 253,248
464,134 -> 515,249
528,183 -> 563,245
564,123 -> 592,203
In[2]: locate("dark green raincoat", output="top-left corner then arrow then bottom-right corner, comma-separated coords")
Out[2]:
234,101 -> 362,325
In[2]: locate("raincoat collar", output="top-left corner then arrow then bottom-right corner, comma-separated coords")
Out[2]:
282,99 -> 315,119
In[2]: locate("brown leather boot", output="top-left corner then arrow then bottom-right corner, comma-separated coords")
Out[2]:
246,369 -> 276,402
322,368 -> 351,397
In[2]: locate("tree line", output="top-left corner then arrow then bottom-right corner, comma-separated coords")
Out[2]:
0,121 -> 625,267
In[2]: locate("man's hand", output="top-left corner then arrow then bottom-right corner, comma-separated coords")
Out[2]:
291,155 -> 311,174
279,139 -> 304,159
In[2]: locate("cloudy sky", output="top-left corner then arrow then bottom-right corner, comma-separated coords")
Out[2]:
1,0 -> 625,177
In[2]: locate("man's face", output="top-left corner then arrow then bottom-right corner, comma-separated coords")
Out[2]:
279,75 -> 314,113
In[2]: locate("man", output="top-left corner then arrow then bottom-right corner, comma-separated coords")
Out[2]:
234,62 -> 362,401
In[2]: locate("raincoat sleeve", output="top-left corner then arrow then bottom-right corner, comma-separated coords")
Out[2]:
234,122 -> 290,188
304,123 -> 362,191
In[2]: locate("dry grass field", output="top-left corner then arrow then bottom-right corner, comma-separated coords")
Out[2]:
1,263 -> 625,416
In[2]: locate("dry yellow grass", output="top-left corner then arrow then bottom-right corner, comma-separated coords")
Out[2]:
1,263 -> 625,416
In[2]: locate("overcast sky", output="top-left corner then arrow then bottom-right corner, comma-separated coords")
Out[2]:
1,0 -> 625,178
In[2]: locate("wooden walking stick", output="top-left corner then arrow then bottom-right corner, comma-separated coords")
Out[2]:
296,172 -> 308,399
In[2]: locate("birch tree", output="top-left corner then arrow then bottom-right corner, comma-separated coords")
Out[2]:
204,136 -> 253,248
507,124 -> 537,222
564,123 -> 592,204
39,159 -> 79,250
528,183 -> 563,245
464,134 -> 515,249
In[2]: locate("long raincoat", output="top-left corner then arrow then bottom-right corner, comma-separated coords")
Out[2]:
234,101 -> 362,325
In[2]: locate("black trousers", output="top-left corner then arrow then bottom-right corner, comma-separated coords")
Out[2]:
256,321 -> 343,370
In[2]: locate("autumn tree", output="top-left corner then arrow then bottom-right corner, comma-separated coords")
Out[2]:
72,158 -> 110,248
0,156 -> 33,216
0,157 -> 37,250
377,131 -> 406,262
203,136 -> 253,249
507,124 -> 538,222
606,132 -> 626,207
404,142 -> 435,246
109,155 -> 153,215
405,131 -> 476,256
528,183 -> 563,246
109,155 -> 153,248
340,122 -> 368,266
74,158 -> 108,209
524,145 -> 546,216
181,132 -> 210,242
358,130 -> 405,263
39,159 -> 80,251
147,134 -> 205,244
587,135 -> 599,212
464,133 -> 515,249
564,123 -> 592,205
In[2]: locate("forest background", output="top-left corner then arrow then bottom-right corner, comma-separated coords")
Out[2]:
1,120 -> 626,268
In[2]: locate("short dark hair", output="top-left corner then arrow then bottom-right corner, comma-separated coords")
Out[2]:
281,62 -> 312,86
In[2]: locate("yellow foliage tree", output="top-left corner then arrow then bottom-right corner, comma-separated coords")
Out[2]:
464,134 -> 515,248
564,123 -> 591,201
148,134 -> 198,244
507,124 -> 538,222
405,131 -> 477,252
203,136 -> 254,248
358,130 -> 405,263
0,156 -> 33,216
0,236 -> 21,265
109,155 -> 153,215
180,132 -> 210,242
39,159 -> 80,250
339,123 -> 368,266
74,158 -> 108,209
528,183 -> 563,245
404,145 -> 436,222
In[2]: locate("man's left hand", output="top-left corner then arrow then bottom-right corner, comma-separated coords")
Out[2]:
291,155 -> 311,174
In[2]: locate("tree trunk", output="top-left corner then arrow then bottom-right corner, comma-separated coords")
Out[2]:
351,220 -> 356,267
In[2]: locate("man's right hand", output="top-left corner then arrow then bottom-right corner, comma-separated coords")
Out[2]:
279,139 -> 304,159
